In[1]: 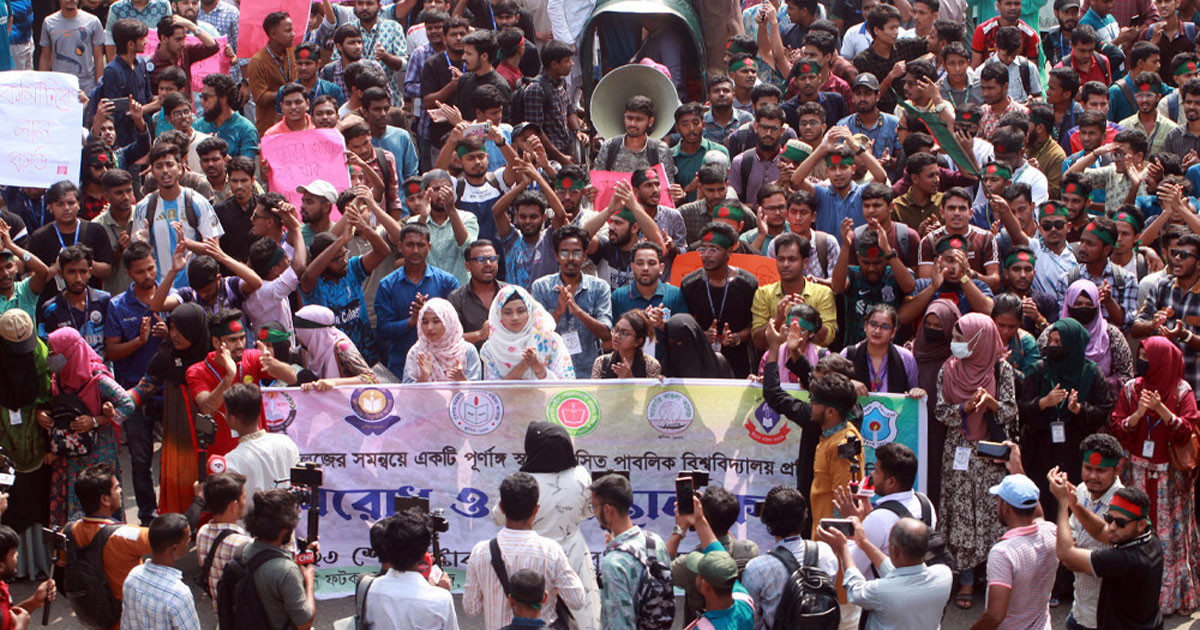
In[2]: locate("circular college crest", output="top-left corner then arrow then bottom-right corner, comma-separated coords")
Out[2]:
263,390 -> 297,432
547,390 -> 601,437
351,388 -> 394,420
449,390 -> 504,435
646,391 -> 695,435
861,400 -> 899,449
745,401 -> 790,445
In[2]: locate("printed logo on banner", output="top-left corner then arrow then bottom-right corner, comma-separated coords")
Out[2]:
745,400 -> 790,445
344,388 -> 404,436
547,390 -> 600,437
448,390 -> 504,435
645,391 -> 695,435
860,400 -> 899,448
263,390 -> 297,432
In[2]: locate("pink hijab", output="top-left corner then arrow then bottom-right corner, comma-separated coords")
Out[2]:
939,313 -> 1005,441
48,328 -> 111,415
294,305 -> 355,379
406,298 -> 471,381
1061,279 -> 1112,375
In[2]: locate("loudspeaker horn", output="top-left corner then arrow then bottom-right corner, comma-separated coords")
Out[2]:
589,63 -> 682,141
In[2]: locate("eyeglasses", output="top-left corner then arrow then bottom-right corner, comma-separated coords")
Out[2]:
866,320 -> 895,332
797,120 -> 823,128
557,251 -> 585,260
611,327 -> 634,338
758,125 -> 783,133
252,213 -> 273,221
761,204 -> 787,213
470,255 -> 499,264
1103,513 -> 1133,528
1171,248 -> 1198,260
200,92 -> 216,101
1040,220 -> 1067,231
170,109 -> 192,118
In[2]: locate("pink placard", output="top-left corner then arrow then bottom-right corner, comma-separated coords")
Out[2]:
238,0 -> 308,59
589,164 -> 674,213
138,33 -> 230,93
261,128 -> 351,212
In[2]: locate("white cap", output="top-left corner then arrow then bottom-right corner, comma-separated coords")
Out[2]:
296,180 -> 338,205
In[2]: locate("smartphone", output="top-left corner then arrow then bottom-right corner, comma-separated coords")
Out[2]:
977,441 -> 1012,460
820,518 -> 855,537
463,122 -> 490,138
110,97 -> 130,116
675,477 -> 694,514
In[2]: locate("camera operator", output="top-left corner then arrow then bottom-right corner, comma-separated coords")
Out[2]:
228,488 -> 316,630
220,384 -> 299,508
0,524 -> 55,630
465,472 -> 586,630
362,507 -> 459,629
667,485 -> 759,624
809,373 -> 865,537
831,443 -> 936,577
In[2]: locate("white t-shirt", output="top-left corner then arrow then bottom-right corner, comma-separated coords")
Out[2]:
131,187 -> 224,287
223,431 -> 300,508
848,490 -> 939,575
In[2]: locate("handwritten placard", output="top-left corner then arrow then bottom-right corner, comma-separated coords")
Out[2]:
261,128 -> 351,211
0,72 -> 83,188
238,0 -> 308,59
668,252 -> 781,287
589,164 -> 674,212
139,32 -> 230,94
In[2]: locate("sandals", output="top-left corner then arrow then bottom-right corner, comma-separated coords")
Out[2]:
955,590 -> 974,609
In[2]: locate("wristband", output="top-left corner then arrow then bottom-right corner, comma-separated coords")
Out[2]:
671,525 -> 686,536
91,416 -> 98,430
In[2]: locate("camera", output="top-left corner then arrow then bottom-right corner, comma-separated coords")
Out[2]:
0,447 -> 15,493
194,413 -> 217,481
42,526 -> 67,624
393,496 -> 447,566
837,435 -> 862,460
285,463 -> 323,565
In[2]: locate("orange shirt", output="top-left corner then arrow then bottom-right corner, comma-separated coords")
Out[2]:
70,518 -> 151,601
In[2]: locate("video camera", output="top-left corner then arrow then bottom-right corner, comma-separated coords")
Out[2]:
394,496 -> 447,567
42,526 -> 66,626
837,434 -> 864,492
283,463 -> 323,565
193,413 -> 217,482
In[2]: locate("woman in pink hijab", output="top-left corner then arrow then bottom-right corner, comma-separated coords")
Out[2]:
42,328 -> 135,525
933,312 -> 1018,609
294,305 -> 377,391
403,298 -> 480,383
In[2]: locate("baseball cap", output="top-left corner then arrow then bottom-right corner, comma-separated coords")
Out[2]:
989,474 -> 1040,509
297,180 -> 338,205
512,121 -> 542,139
850,73 -> 880,91
0,310 -> 36,354
1054,0 -> 1080,10
684,550 -> 739,589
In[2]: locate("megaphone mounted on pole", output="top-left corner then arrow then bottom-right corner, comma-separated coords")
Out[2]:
588,63 -> 682,141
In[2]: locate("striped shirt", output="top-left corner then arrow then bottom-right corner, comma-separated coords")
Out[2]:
463,527 -> 587,630
120,561 -> 202,630
195,522 -> 252,609
1069,481 -> 1122,629
986,521 -> 1058,630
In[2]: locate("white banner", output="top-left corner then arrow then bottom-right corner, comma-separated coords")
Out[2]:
0,72 -> 82,188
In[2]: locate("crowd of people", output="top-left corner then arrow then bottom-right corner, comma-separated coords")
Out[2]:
0,0 -> 1194,626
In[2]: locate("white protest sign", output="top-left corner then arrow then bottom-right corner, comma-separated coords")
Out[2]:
0,72 -> 83,188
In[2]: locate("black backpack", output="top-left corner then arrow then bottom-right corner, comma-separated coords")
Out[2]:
193,529 -> 237,597
62,522 -> 122,630
217,545 -> 292,630
873,492 -> 952,569
610,535 -> 675,630
768,542 -> 840,630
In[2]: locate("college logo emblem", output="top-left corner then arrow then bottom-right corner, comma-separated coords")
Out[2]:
547,390 -> 600,437
746,401 -> 790,445
646,391 -> 695,435
344,387 -> 403,436
861,400 -> 899,449
449,390 -> 504,435
263,390 -> 297,433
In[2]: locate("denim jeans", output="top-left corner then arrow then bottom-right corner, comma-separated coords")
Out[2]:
123,407 -> 158,524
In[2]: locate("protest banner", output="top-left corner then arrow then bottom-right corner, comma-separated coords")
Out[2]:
668,251 -> 781,286
138,33 -> 230,94
589,163 -> 674,212
0,72 -> 83,189
237,0 -> 307,58
261,128 -> 351,212
268,379 -> 927,598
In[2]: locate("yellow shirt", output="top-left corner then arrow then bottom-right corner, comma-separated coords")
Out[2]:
750,280 -> 838,346
811,420 -> 864,538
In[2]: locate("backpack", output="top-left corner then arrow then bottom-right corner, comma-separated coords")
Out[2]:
216,545 -> 292,630
62,522 -> 122,630
351,572 -> 380,630
194,528 -> 237,597
456,172 -> 503,201
144,189 -> 200,256
1018,62 -> 1032,100
509,74 -> 554,127
768,542 -> 840,630
610,535 -> 675,630
872,492 -> 952,569
489,538 -> 578,630
603,138 -> 661,171
1066,264 -> 1130,308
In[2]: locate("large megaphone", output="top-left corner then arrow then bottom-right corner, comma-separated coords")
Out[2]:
589,63 -> 682,141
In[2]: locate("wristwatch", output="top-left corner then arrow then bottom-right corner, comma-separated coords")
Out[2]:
854,145 -> 867,155
671,525 -> 686,537
21,251 -> 31,263
883,251 -> 897,260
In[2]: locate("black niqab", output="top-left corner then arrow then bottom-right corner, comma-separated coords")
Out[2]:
661,314 -> 734,378
147,303 -> 211,383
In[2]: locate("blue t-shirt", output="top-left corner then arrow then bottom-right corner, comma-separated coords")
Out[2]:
302,256 -> 379,366
39,288 -> 112,357
500,229 -> 553,291
104,286 -> 165,387
0,1 -> 15,72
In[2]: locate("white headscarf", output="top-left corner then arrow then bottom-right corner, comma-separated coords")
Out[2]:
294,305 -> 355,378
405,298 -> 471,381
480,285 -> 573,379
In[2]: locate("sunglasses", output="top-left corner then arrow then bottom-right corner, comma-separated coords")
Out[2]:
557,251 -> 585,260
1040,220 -> 1067,231
1103,513 -> 1133,528
1171,248 -> 1198,260
470,255 -> 499,264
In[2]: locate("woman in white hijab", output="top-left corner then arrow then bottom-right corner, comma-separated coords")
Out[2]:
293,305 -> 377,391
480,286 -> 575,380
402,298 -> 481,382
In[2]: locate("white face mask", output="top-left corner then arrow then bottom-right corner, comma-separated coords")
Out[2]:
950,341 -> 972,359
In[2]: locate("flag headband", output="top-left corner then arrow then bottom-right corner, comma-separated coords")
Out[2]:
213,319 -> 243,338
555,174 -> 587,190
781,141 -> 811,163
1177,60 -> 1200,76
700,229 -> 735,249
786,315 -> 818,332
730,56 -> 754,73
258,327 -> 293,343
1085,221 -> 1115,246
1004,250 -> 1035,269
826,153 -> 852,167
1082,449 -> 1119,468
1039,201 -> 1069,220
1109,494 -> 1147,521
713,203 -> 746,225
983,162 -> 1011,181
1113,210 -> 1142,231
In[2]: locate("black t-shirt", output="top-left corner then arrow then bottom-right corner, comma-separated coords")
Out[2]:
421,52 -> 460,144
29,220 -> 114,297
1092,531 -> 1164,630
680,266 -> 758,378
457,69 -> 512,123
2,209 -> 28,248
464,0 -> 537,40
214,195 -> 258,264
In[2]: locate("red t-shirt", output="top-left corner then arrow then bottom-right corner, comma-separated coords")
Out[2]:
185,349 -> 268,457
972,17 -> 1041,61
0,580 -> 11,630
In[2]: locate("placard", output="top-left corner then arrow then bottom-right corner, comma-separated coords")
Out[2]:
0,72 -> 83,188
589,163 -> 674,212
139,32 -> 230,94
668,251 -> 782,287
237,0 -> 308,58
261,128 -> 351,210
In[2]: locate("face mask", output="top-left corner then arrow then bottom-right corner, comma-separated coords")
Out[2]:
950,341 -> 972,359
1044,345 -> 1067,361
46,354 -> 67,373
1135,357 -> 1150,377
924,327 -> 945,343
1068,305 -> 1099,325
